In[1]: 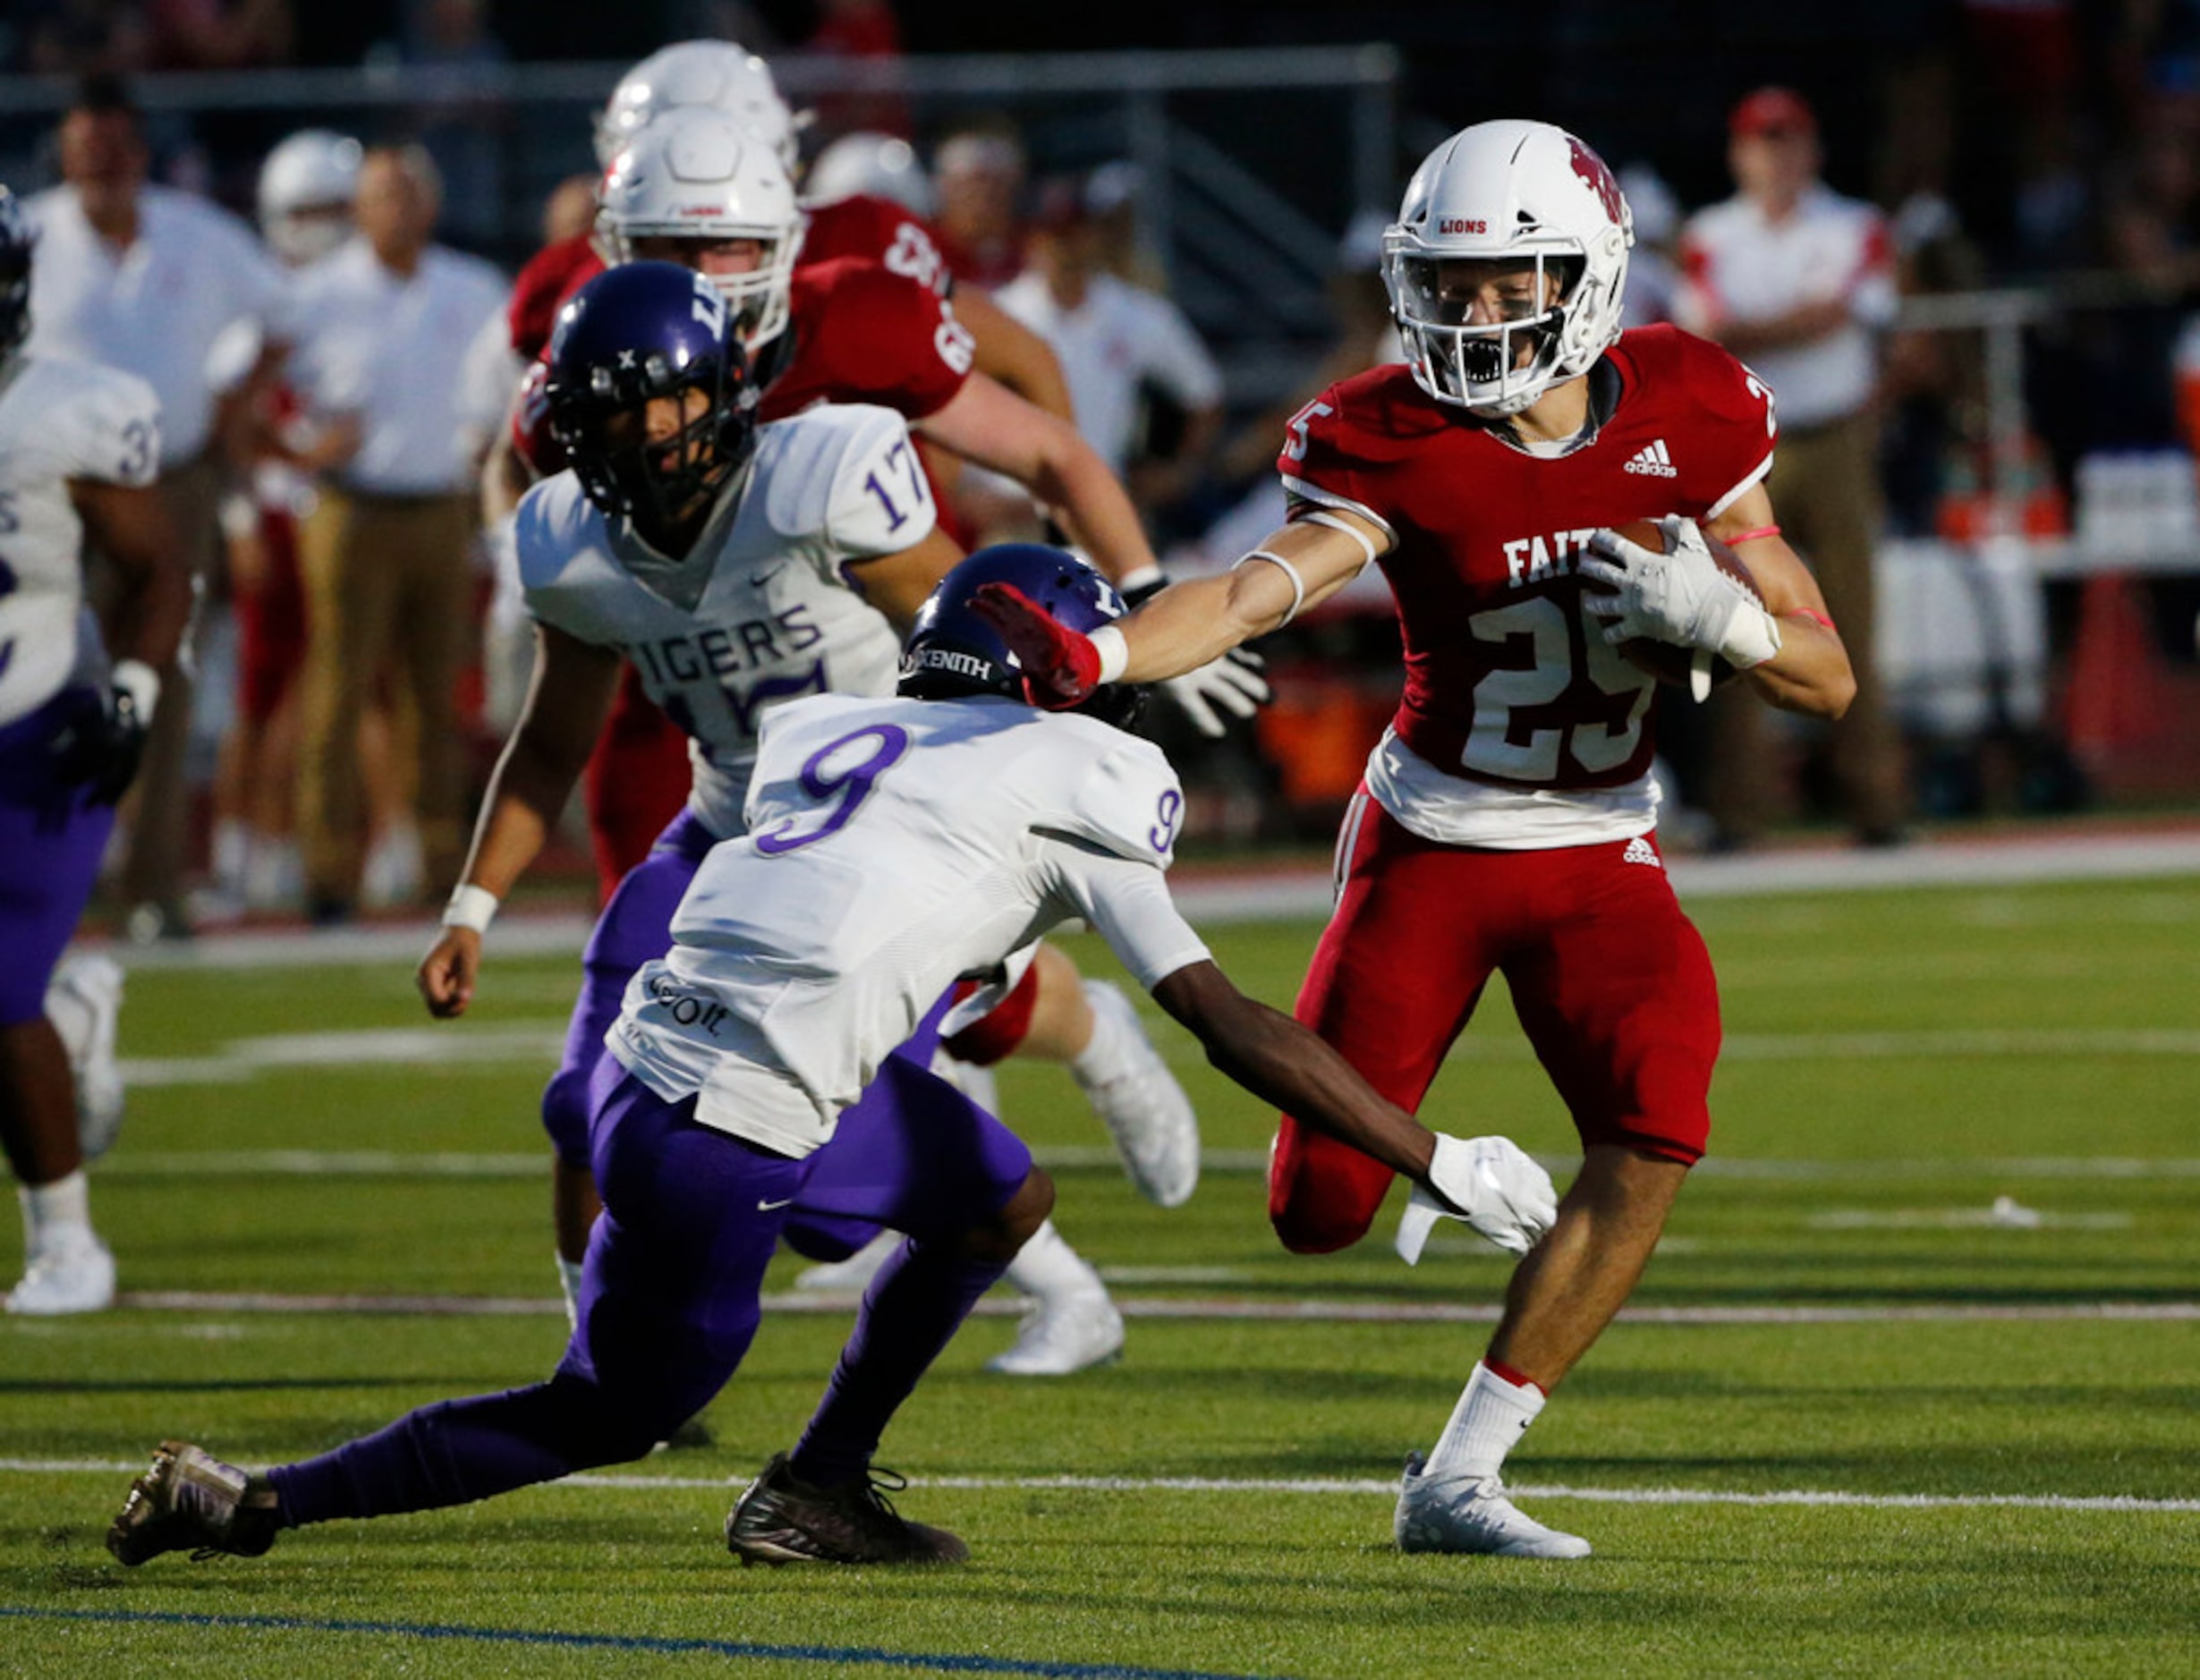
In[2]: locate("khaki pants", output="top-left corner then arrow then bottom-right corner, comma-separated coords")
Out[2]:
1701,409 -> 1907,842
295,487 -> 474,905
115,453 -> 224,913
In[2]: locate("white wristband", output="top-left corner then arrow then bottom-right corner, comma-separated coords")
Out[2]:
111,658 -> 161,722
1089,624 -> 1130,685
441,885 -> 499,935
1234,549 -> 1306,625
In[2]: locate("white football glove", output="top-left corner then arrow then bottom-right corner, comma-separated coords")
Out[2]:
1396,1133 -> 1559,1265
1581,516 -> 1781,675
1157,648 -> 1271,737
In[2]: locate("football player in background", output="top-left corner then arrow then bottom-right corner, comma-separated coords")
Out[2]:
110,545 -> 1556,1571
0,188 -> 190,1313
421,263 -> 1180,1383
487,78 -> 1259,1375
973,122 -> 1857,1557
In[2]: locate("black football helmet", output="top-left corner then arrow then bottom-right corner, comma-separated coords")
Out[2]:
0,187 -> 34,371
900,544 -> 1146,730
542,260 -> 756,538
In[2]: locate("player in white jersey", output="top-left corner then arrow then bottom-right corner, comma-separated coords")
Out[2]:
111,544 -> 1558,1571
416,261 -> 1139,1364
0,187 -> 189,1315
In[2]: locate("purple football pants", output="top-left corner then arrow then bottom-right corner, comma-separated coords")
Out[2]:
268,1049 -> 1033,1525
541,807 -> 952,1261
0,691 -> 117,1024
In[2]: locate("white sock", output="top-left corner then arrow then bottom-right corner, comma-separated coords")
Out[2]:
1067,989 -> 1124,1084
1004,1218 -> 1108,1306
21,1171 -> 93,1248
211,819 -> 250,891
1424,1361 -> 1547,1484
556,1254 -> 585,1331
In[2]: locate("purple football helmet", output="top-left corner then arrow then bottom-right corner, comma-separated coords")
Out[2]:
542,260 -> 756,537
899,544 -> 1144,729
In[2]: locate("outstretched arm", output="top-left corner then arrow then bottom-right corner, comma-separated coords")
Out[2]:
1151,960 -> 1554,1257
417,623 -> 621,1017
975,511 -> 1387,708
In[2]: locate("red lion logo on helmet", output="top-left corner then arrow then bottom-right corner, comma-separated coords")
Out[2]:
1568,137 -> 1624,226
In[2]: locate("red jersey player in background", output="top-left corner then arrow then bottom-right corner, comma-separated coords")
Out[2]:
471,53 -> 1258,1378
975,120 -> 1856,1549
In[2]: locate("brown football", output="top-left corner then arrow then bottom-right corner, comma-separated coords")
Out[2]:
1586,518 -> 1762,691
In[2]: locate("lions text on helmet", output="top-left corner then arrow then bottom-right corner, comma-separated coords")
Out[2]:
1383,119 -> 1633,417
595,107 -> 808,353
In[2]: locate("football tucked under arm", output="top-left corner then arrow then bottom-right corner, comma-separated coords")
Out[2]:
1580,516 -> 1781,700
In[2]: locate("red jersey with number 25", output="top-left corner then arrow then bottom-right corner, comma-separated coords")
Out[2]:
1280,325 -> 1776,793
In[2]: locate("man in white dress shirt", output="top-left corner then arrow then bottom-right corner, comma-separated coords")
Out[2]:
25,74 -> 287,939
994,181 -> 1224,526
1676,87 -> 1907,847
283,144 -> 505,920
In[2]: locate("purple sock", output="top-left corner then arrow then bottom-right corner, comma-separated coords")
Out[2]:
788,1239 -> 1009,1488
268,1376 -> 655,1526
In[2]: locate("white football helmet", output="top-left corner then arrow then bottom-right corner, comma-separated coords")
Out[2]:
597,107 -> 808,352
258,128 -> 362,266
1382,119 -> 1633,417
803,131 -> 934,218
595,40 -> 800,171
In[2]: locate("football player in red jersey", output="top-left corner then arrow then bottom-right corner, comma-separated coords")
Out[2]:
973,120 -> 1857,1552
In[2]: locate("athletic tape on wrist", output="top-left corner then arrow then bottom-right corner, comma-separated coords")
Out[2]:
1089,624 -> 1130,685
442,884 -> 499,935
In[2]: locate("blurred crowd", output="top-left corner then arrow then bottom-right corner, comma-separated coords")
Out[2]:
6,3 -> 2200,941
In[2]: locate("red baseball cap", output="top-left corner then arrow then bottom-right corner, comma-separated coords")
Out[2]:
1730,86 -> 1817,140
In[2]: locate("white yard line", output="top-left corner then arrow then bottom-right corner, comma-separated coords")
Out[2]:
80,1289 -> 2200,1326
95,1146 -> 2200,1180
86,828 -> 2200,972
4,1457 -> 2193,1515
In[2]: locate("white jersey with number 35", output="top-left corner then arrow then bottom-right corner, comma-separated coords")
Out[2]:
0,353 -> 162,728
514,402 -> 936,836
609,692 -> 1211,1157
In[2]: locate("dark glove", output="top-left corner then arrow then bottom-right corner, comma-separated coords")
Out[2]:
51,681 -> 151,804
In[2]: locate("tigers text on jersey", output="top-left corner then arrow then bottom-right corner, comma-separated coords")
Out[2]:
1279,326 -> 1774,846
514,403 -> 935,836
0,353 -> 163,727
609,692 -> 1210,1158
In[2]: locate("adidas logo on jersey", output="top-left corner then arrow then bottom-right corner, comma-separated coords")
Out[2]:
1623,836 -> 1662,869
1624,438 -> 1678,478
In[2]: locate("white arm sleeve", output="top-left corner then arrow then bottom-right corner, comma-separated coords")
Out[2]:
1045,842 -> 1210,992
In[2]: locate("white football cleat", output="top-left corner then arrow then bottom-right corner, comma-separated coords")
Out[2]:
6,1226 -> 116,1316
985,1291 -> 1125,1377
793,1232 -> 901,1294
1394,1454 -> 1592,1558
46,951 -> 126,1162
1071,980 -> 1199,1209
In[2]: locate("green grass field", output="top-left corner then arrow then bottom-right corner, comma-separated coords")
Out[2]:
4,876 -> 2196,1676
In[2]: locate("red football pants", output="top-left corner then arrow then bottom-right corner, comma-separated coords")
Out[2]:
1270,792 -> 1720,1254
